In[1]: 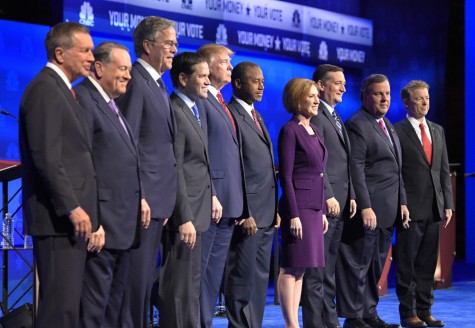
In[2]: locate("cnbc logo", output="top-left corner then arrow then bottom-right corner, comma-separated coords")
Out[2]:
79,1 -> 95,27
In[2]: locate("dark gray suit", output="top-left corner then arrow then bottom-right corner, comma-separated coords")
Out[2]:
196,92 -> 244,328
74,78 -> 141,327
337,107 -> 406,319
159,92 -> 212,328
20,66 -> 98,328
225,98 -> 277,328
394,118 -> 453,320
302,102 -> 354,328
116,61 -> 177,328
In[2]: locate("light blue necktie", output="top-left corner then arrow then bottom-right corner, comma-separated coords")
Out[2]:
331,110 -> 343,136
191,104 -> 201,126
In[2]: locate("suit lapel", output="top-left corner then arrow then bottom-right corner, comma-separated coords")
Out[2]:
230,99 -> 268,144
427,120 -> 438,165
208,93 -> 238,145
321,104 -> 346,145
400,118 -> 429,164
171,93 -> 207,146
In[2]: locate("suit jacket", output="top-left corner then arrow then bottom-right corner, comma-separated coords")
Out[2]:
19,67 -> 98,236
227,98 -> 277,228
311,103 -> 355,217
346,107 -> 407,228
394,118 -> 454,221
74,78 -> 141,249
278,116 -> 327,218
196,92 -> 244,218
169,92 -> 212,232
116,61 -> 176,219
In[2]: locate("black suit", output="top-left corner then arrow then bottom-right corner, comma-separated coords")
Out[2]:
394,117 -> 453,320
19,66 -> 98,328
116,61 -> 177,328
337,107 -> 406,319
74,78 -> 142,327
225,98 -> 278,328
302,102 -> 354,328
159,92 -> 212,328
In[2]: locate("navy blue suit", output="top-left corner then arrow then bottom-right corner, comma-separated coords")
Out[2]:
75,78 -> 141,327
302,103 -> 354,327
116,61 -> 177,328
225,98 -> 277,328
337,107 -> 406,320
196,92 -> 245,327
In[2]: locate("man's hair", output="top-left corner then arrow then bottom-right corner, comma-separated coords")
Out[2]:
312,64 -> 344,83
170,52 -> 207,88
45,22 -> 90,61
196,44 -> 234,66
282,78 -> 317,114
133,16 -> 175,58
400,80 -> 430,100
93,42 -> 128,65
360,74 -> 389,101
231,61 -> 259,84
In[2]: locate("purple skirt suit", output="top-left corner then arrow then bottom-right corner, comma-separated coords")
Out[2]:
278,115 -> 327,268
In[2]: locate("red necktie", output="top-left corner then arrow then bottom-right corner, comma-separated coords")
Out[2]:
216,92 -> 236,134
420,123 -> 432,165
251,108 -> 263,133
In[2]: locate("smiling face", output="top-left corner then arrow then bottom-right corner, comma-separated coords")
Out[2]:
57,32 -> 94,82
363,80 -> 391,117
96,47 -> 132,99
318,71 -> 346,106
404,87 -> 430,121
299,85 -> 320,118
180,61 -> 210,101
143,27 -> 177,74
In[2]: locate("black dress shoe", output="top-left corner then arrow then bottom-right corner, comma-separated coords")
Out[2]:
401,316 -> 427,327
419,316 -> 444,327
364,316 -> 402,328
343,318 -> 372,328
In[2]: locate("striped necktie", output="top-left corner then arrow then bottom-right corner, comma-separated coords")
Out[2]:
331,110 -> 343,136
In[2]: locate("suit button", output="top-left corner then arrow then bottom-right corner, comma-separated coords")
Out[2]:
208,185 -> 211,189
320,173 -> 324,177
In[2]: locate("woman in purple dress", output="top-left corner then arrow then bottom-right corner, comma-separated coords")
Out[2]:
277,78 -> 328,328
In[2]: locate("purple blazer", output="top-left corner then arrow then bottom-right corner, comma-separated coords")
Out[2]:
278,116 -> 328,219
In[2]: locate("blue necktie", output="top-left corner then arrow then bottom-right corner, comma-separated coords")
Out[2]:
331,110 -> 343,136
191,104 -> 201,126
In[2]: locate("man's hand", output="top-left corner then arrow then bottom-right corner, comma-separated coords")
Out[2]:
212,196 -> 223,223
69,207 -> 92,240
290,217 -> 303,239
361,208 -> 377,230
87,225 -> 105,253
141,198 -> 151,229
179,221 -> 196,249
401,205 -> 411,229
442,209 -> 453,228
349,199 -> 357,218
274,213 -> 281,229
326,197 -> 340,217
237,217 -> 258,236
322,214 -> 329,234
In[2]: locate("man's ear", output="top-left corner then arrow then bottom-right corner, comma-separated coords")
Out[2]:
54,47 -> 65,64
178,72 -> 187,88
94,61 -> 104,78
316,80 -> 325,92
234,78 -> 241,89
142,40 -> 152,56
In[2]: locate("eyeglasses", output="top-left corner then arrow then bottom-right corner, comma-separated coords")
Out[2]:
148,40 -> 179,49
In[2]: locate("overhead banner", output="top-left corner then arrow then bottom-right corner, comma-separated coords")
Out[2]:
64,0 -> 373,67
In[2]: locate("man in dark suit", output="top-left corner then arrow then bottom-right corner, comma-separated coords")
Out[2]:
338,74 -> 410,328
158,52 -> 212,328
19,22 -> 97,328
394,80 -> 453,328
225,61 -> 279,328
195,44 -> 246,328
116,16 -> 177,328
302,64 -> 357,328
74,42 -> 150,327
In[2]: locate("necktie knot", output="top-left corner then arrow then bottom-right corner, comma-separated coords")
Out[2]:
157,77 -> 168,93
331,110 -> 343,136
216,92 -> 236,134
251,108 -> 263,133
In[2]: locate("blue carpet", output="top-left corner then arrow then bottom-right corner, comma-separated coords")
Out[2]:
211,260 -> 475,327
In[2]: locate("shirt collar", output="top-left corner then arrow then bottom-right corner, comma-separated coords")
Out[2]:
207,85 -> 219,98
406,114 -> 428,130
137,58 -> 162,82
174,89 -> 195,109
87,76 -> 111,103
46,62 -> 72,89
320,99 -> 334,114
232,95 -> 253,117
